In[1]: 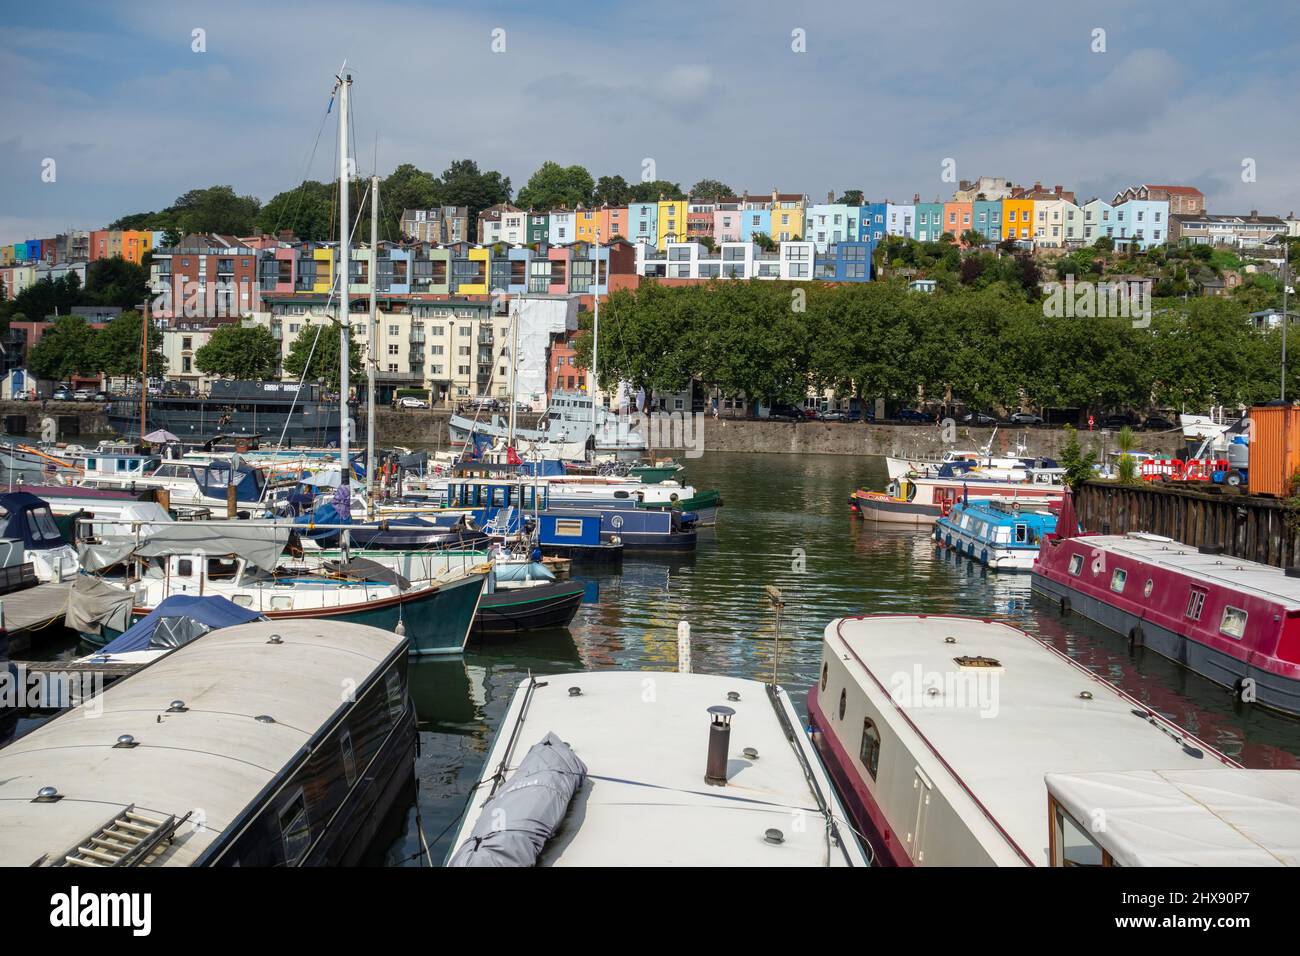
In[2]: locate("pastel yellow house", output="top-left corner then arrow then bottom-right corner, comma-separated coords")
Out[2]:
575,207 -> 599,244
312,247 -> 334,294
657,199 -> 688,247
1001,198 -> 1035,241
769,193 -> 805,241
459,247 -> 491,295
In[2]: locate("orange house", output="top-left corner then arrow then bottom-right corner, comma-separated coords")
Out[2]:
942,202 -> 973,245
575,208 -> 599,243
596,206 -> 629,242
1001,198 -> 1035,241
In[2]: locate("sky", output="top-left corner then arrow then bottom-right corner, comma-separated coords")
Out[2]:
2,0 -> 1299,243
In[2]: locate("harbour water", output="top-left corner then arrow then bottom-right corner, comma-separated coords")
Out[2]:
383,451 -> 1300,866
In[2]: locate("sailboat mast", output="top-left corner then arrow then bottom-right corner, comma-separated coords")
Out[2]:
508,292 -> 517,446
589,231 -> 601,458
337,70 -> 352,490
139,297 -> 149,443
366,174 -> 378,517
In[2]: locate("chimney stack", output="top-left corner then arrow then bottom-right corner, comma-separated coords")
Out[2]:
704,705 -> 735,786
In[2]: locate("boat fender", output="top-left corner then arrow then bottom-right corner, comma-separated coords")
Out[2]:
905,483 -> 917,502
1059,596 -> 1070,617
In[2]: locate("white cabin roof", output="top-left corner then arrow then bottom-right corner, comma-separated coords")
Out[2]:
1076,532 -> 1300,611
828,615 -> 1236,866
1046,769 -> 1300,866
454,671 -> 867,866
0,620 -> 403,867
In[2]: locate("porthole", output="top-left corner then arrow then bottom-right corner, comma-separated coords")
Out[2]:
820,662 -> 828,691
1143,578 -> 1154,598
838,688 -> 847,720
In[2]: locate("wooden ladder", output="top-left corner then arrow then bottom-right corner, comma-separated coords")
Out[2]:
61,805 -> 191,867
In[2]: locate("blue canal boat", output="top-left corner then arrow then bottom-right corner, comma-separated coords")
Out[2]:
933,498 -> 1058,572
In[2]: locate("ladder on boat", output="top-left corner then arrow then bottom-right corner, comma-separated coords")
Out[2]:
59,805 -> 192,867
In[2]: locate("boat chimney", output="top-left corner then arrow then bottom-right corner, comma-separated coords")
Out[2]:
704,705 -> 735,785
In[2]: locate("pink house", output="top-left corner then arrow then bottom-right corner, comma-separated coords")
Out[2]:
713,198 -> 744,242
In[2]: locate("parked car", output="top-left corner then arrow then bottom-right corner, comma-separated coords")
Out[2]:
765,403 -> 804,422
1008,411 -> 1043,425
73,388 -> 96,402
894,408 -> 930,424
1142,415 -> 1176,431
51,386 -> 74,402
93,390 -> 110,402
397,396 -> 429,409
1102,414 -> 1133,429
962,411 -> 999,426
818,409 -> 849,422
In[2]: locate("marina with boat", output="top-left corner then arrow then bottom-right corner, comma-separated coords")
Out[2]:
1,59 -> 1296,891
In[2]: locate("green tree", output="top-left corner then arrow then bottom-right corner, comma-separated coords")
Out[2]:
439,158 -> 512,228
29,316 -> 98,380
170,185 -> 261,236
89,311 -> 165,377
1058,425 -> 1098,489
629,179 -> 687,202
282,321 -> 362,385
85,257 -> 151,310
1116,425 -> 1139,483
689,179 -> 733,201
378,163 -> 441,239
836,190 -> 865,205
594,175 -> 635,206
515,161 -> 595,210
195,324 -> 281,379
256,180 -> 336,242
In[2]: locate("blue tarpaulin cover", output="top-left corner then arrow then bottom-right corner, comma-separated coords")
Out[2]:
100,595 -> 264,654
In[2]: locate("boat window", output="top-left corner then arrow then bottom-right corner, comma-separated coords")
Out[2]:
1185,588 -> 1207,621
1110,568 -> 1127,593
859,718 -> 881,780
1051,801 -> 1110,867
232,594 -> 254,607
207,557 -> 239,580
177,558 -> 194,577
1144,578 -> 1154,598
820,662 -> 828,691
1014,523 -> 1027,543
270,596 -> 293,610
386,671 -> 404,721
553,518 -> 584,538
1068,554 -> 1083,575
340,728 -> 357,787
838,688 -> 847,720
614,490 -> 629,499
26,508 -> 63,542
1219,606 -> 1247,639
278,791 -> 311,866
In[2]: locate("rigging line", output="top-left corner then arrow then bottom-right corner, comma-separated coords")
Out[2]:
273,99 -> 332,240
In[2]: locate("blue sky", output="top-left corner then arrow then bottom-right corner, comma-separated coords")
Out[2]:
2,0 -> 1298,242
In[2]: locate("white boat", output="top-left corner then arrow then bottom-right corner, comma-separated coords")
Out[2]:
449,670 -> 869,866
850,467 -> 1066,528
449,389 -> 647,460
807,614 -> 1240,866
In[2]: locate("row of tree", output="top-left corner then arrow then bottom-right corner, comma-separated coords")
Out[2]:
27,312 -> 163,382
572,280 -> 1293,413
0,259 -> 152,324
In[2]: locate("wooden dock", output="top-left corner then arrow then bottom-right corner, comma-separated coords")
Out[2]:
1075,480 -> 1300,568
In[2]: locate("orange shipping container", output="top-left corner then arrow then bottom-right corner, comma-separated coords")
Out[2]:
1248,404 -> 1300,497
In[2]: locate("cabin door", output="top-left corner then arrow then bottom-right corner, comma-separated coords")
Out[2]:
905,767 -> 934,864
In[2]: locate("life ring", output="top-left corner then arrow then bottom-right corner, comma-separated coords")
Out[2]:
940,499 -> 953,517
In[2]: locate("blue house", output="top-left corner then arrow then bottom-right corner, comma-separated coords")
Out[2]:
24,239 -> 42,263
859,203 -> 887,244
972,200 -> 1002,244
914,202 -> 945,242
815,241 -> 872,282
740,207 -> 771,243
628,203 -> 658,245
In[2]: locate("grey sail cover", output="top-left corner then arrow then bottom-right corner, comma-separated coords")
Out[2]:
132,523 -> 292,572
64,575 -> 136,636
448,732 -> 587,867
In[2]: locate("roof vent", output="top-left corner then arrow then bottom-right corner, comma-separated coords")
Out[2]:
742,747 -> 759,760
255,714 -> 276,723
167,700 -> 188,713
1078,691 -> 1094,700
114,734 -> 139,749
568,686 -> 582,697
726,691 -> 741,702
33,786 -> 62,803
705,705 -> 735,786
267,634 -> 283,644
944,636 -> 957,644
763,828 -> 785,846
953,655 -> 1001,669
